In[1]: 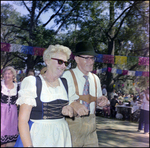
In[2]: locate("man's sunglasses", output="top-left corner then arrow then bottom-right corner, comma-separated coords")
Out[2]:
77,55 -> 96,61
51,58 -> 69,66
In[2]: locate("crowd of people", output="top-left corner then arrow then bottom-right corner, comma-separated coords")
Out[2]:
1,41 -> 149,147
96,86 -> 149,128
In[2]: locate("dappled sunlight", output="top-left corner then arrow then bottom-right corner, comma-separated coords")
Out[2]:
96,116 -> 149,147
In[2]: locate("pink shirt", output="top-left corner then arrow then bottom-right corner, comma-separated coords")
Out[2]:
141,94 -> 149,111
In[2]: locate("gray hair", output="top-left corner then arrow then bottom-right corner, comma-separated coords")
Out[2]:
43,44 -> 71,62
2,66 -> 16,79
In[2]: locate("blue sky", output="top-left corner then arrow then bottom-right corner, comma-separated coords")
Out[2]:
1,1 -> 56,30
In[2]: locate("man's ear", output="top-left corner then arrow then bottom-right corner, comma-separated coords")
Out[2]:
74,56 -> 79,64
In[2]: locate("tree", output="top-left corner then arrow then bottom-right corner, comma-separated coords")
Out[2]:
1,1 -> 86,73
1,3 -> 24,69
56,1 -> 149,95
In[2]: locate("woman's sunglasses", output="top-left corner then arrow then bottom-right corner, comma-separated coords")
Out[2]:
51,58 -> 69,66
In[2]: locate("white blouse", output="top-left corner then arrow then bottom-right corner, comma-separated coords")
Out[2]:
16,75 -> 69,106
1,80 -> 18,96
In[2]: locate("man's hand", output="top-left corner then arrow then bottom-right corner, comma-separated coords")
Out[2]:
97,96 -> 108,107
62,105 -> 74,117
70,101 -> 89,116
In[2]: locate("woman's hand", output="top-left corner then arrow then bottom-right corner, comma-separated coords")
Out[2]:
62,105 -> 74,117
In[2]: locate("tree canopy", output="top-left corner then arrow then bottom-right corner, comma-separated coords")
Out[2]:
1,1 -> 149,94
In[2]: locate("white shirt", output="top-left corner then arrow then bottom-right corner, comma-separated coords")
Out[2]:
131,100 -> 138,106
102,88 -> 107,96
141,93 -> 149,111
62,67 -> 102,114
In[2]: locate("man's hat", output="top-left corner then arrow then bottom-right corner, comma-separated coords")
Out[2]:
73,41 -> 97,56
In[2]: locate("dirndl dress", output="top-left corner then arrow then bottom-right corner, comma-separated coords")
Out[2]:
14,75 -> 72,147
1,81 -> 19,145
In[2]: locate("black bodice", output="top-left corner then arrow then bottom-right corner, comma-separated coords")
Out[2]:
1,93 -> 18,105
30,99 -> 69,120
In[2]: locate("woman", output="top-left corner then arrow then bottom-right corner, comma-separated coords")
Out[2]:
1,66 -> 19,147
136,87 -> 149,134
131,96 -> 138,106
103,99 -> 110,117
14,44 -> 74,147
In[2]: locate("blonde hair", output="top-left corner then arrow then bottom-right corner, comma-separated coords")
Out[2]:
43,44 -> 71,62
2,66 -> 17,79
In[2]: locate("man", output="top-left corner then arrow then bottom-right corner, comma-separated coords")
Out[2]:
110,95 -> 119,118
111,89 -> 117,99
62,41 -> 108,147
102,84 -> 107,97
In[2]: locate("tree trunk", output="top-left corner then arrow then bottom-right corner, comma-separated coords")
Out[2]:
106,1 -> 115,100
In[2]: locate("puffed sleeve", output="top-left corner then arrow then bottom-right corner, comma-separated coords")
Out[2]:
16,76 -> 37,106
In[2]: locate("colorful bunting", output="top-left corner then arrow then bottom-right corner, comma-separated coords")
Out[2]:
95,54 -> 103,63
135,71 -> 143,76
21,45 -> 34,55
102,67 -> 107,73
111,68 -> 117,73
108,67 -> 112,72
103,55 -> 114,64
128,71 -> 135,76
96,67 -> 149,77
33,47 -> 46,56
142,71 -> 149,77
0,42 -> 149,78
138,57 -> 149,66
96,69 -> 102,74
1,42 -> 149,66
122,70 -> 128,75
1,43 -> 10,52
116,69 -> 122,74
115,56 -> 127,65
10,44 -> 22,53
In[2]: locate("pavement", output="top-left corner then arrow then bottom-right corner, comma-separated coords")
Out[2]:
96,116 -> 149,147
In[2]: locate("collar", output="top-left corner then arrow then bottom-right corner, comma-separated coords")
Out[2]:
75,66 -> 91,80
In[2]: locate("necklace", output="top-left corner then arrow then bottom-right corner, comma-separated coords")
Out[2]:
43,75 -> 59,88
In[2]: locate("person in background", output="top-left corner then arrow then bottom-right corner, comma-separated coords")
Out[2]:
26,69 -> 35,76
103,99 -> 110,117
62,41 -> 108,147
14,44 -> 74,147
131,96 -> 138,106
111,89 -> 117,99
118,93 -> 124,104
136,87 -> 149,134
128,94 -> 134,102
1,66 -> 19,147
110,95 -> 119,118
102,84 -> 107,97
124,93 -> 129,102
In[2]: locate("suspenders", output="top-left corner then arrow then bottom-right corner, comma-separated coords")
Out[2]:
69,69 -> 97,105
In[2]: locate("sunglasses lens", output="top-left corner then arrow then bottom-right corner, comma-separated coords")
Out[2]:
65,62 -> 69,66
58,60 -> 63,65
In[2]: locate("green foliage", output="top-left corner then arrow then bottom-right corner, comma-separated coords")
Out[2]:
1,1 -> 149,92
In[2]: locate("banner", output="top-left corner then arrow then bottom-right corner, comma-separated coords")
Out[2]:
96,67 -> 149,77
1,42 -> 149,66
